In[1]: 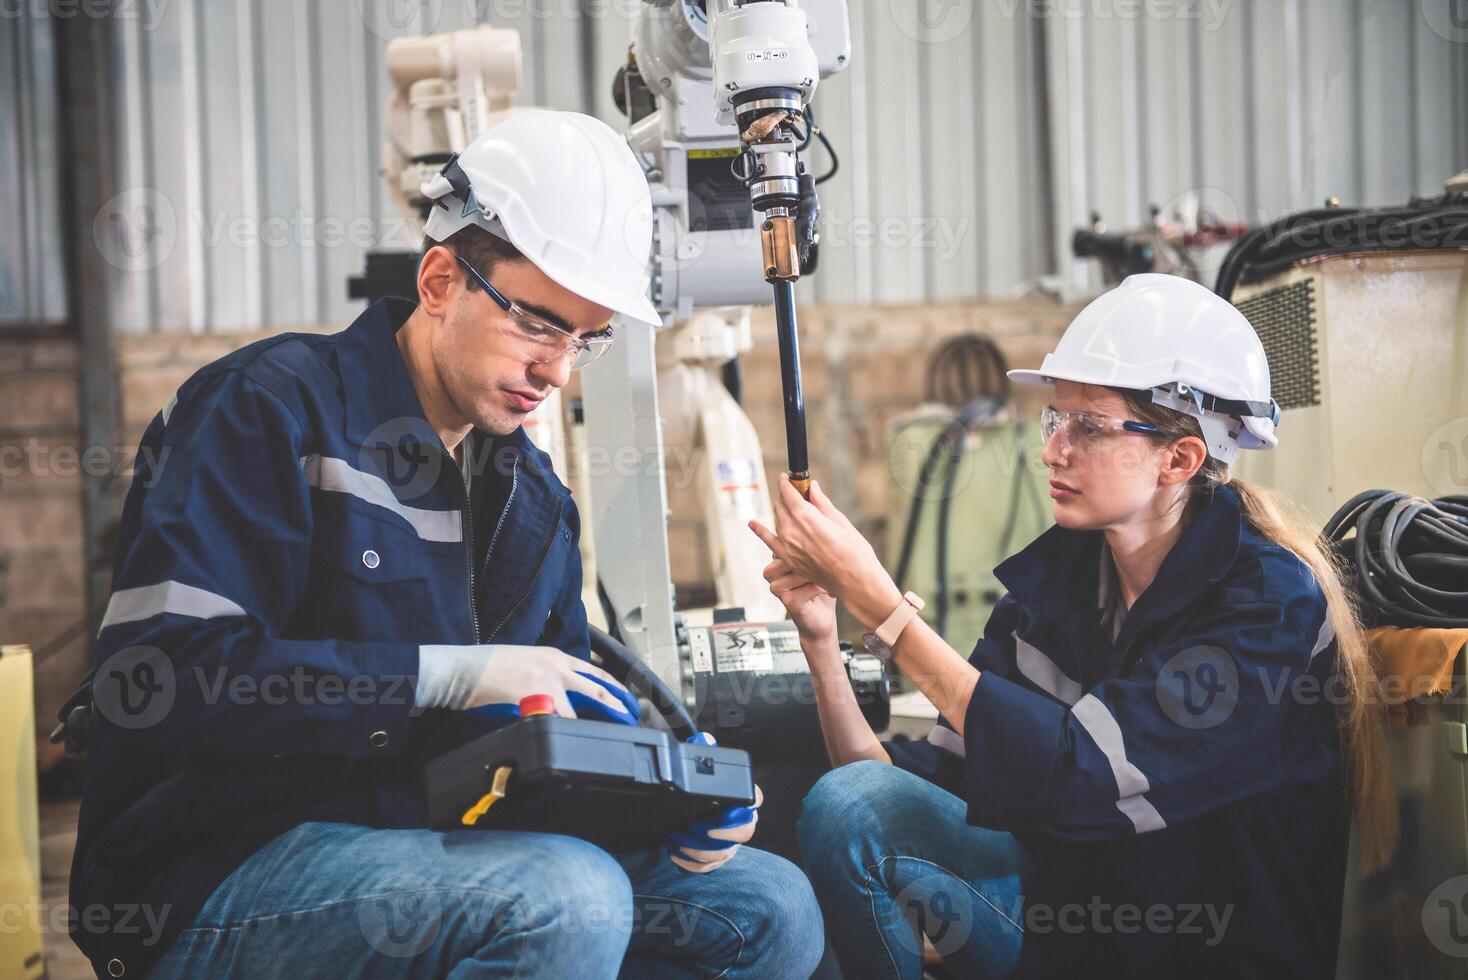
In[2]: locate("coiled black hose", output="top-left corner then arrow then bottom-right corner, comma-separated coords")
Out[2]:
1214,193 -> 1468,300
1322,490 -> 1468,628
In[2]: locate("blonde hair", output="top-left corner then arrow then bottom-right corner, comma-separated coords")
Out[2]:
1122,391 -> 1397,872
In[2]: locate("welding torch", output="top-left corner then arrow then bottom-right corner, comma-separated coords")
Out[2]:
733,94 -> 819,498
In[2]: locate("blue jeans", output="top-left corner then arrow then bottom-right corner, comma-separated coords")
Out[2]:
148,822 -> 823,979
798,760 -> 1033,980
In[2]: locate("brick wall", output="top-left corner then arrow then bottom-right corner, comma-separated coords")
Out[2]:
0,334 -> 87,760
663,297 -> 1078,598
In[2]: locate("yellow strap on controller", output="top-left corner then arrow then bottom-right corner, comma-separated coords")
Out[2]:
461,765 -> 514,826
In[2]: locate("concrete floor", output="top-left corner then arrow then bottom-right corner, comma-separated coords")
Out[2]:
39,799 -> 91,980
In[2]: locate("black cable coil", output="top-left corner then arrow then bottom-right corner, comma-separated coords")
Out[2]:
1213,191 -> 1468,301
1322,490 -> 1468,629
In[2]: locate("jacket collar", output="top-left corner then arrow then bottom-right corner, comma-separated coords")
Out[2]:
338,298 -> 440,452
463,426 -> 567,498
337,298 -> 569,501
994,483 -> 1243,642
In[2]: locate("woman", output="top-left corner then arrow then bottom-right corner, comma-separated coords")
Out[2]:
750,275 -> 1393,979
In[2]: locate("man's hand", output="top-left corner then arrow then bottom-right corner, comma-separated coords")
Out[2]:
416,645 -> 639,723
667,784 -> 763,873
566,671 -> 642,725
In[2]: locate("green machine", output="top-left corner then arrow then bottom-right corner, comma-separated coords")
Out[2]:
884,337 -> 1053,653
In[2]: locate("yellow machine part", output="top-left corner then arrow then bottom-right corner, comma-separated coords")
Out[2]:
0,646 -> 43,980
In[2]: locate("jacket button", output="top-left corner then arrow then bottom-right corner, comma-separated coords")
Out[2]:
107,959 -> 125,977
562,528 -> 571,541
362,549 -> 380,569
369,730 -> 390,749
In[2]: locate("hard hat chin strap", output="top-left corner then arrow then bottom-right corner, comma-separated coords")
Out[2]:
1175,383 -> 1281,427
1147,384 -> 1244,465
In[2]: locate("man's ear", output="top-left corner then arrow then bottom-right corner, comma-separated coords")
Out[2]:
417,245 -> 457,318
1159,435 -> 1208,487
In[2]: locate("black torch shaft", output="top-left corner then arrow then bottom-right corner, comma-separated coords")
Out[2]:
771,279 -> 811,494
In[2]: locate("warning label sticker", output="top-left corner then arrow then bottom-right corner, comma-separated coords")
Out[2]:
690,629 -> 714,673
711,625 -> 774,673
686,147 -> 742,160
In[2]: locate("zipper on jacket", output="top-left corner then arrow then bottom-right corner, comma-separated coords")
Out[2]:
482,455 -> 519,580
1118,623 -> 1159,677
452,449 -> 481,643
487,494 -> 564,640
1054,620 -> 1150,689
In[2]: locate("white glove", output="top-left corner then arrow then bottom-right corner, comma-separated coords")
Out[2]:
415,645 -> 634,721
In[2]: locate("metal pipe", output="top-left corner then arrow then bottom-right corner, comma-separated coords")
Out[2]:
56,5 -> 122,637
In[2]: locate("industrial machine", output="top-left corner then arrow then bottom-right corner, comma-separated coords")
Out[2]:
1072,196 -> 1250,291
589,0 -> 852,689
883,335 -> 1052,652
591,0 -> 890,865
1218,193 -> 1468,525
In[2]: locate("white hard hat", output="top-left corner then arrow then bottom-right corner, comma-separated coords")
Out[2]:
1008,273 -> 1279,464
420,109 -> 661,327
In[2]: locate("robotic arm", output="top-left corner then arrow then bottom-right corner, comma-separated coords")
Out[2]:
714,0 -> 824,494
380,26 -> 523,241
632,0 -> 848,496
588,0 -> 847,680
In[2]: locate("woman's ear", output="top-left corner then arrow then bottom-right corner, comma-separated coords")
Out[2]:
1158,435 -> 1208,487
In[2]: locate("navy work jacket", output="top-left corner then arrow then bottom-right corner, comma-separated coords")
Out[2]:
889,484 -> 1350,978
69,299 -> 588,979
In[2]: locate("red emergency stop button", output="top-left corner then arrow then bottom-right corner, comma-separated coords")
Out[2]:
519,694 -> 556,717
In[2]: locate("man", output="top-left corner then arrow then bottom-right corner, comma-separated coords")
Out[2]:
69,110 -> 822,979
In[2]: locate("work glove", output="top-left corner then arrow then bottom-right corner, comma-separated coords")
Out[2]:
416,645 -> 640,725
666,733 -> 762,873
567,671 -> 642,725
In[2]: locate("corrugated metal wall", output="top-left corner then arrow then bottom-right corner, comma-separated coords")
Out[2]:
4,1 -> 1466,331
0,9 -> 65,325
1045,0 -> 1468,295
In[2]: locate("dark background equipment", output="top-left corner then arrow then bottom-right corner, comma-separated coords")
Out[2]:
685,615 -> 889,860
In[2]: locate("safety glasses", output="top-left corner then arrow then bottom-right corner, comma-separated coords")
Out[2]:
1040,406 -> 1166,449
457,256 -> 614,370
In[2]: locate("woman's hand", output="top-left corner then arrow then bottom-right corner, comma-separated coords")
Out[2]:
749,475 -> 902,628
758,555 -> 837,643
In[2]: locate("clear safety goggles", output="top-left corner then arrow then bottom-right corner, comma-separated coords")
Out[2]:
1040,406 -> 1167,449
458,256 -> 615,370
